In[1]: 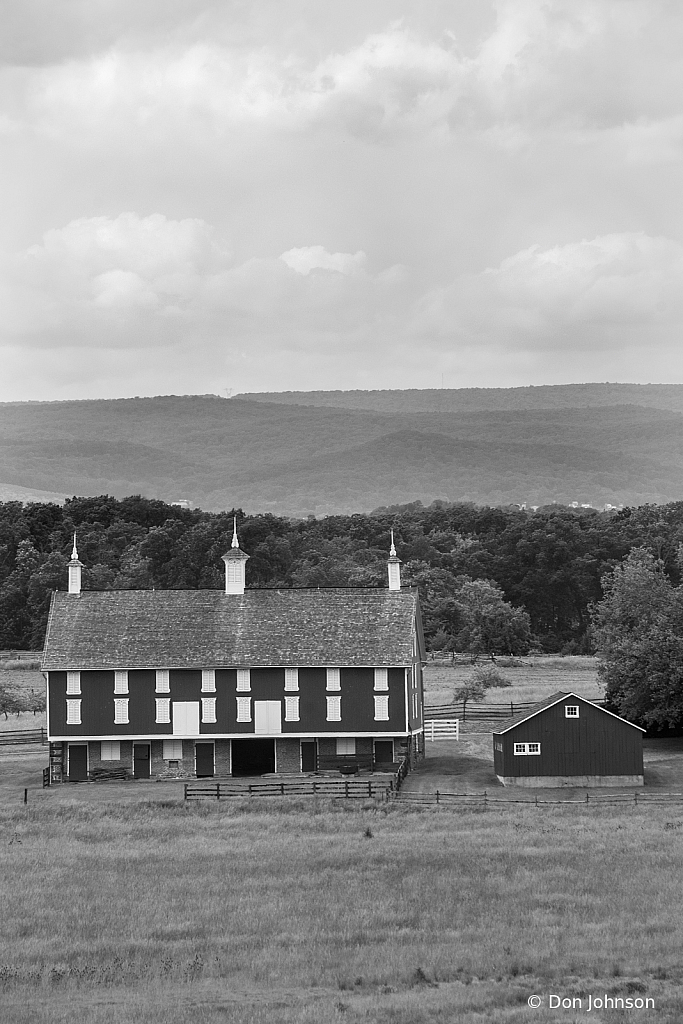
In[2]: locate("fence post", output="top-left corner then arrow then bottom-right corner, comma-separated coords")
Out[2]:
280,782 -> 284,796
41,727 -> 45,745
634,792 -> 638,806
586,792 -> 589,804
483,790 -> 487,807
24,788 -> 27,805
368,780 -> 372,798
510,702 -> 514,716
184,783 -> 188,801
436,789 -> 440,805
216,784 -> 221,800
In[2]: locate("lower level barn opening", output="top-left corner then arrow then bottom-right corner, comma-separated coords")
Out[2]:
133,742 -> 151,778
231,738 -> 276,776
374,739 -> 394,765
195,742 -> 215,778
67,743 -> 88,782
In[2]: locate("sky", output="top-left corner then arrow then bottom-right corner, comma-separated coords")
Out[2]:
1,0 -> 683,401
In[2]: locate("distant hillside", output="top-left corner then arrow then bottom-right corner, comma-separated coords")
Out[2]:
238,383 -> 683,414
2,386 -> 683,514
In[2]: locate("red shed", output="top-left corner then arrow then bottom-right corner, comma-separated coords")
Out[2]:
493,692 -> 644,787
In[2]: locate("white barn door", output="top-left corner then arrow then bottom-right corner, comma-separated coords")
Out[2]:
254,701 -> 282,735
173,701 -> 200,736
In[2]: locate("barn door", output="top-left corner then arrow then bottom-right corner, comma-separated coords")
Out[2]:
195,743 -> 215,778
254,701 -> 282,735
301,741 -> 317,772
68,744 -> 88,782
133,743 -> 150,779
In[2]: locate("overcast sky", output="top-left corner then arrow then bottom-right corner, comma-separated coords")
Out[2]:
2,0 -> 682,401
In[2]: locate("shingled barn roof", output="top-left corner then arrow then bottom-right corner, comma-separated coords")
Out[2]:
42,588 -> 421,670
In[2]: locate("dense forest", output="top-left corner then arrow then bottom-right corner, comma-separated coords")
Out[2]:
3,494 -> 683,655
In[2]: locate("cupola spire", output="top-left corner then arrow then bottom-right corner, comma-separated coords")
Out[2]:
222,519 -> 249,595
67,532 -> 84,595
388,530 -> 401,591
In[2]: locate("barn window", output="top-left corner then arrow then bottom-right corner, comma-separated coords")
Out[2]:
236,669 -> 251,692
66,671 -> 81,695
284,696 -> 300,721
155,669 -> 170,693
284,668 -> 299,691
374,668 -> 389,691
114,699 -> 129,724
527,742 -> 541,755
163,739 -> 183,760
201,697 -> 217,723
114,670 -> 128,694
66,699 -> 81,725
201,670 -> 216,693
513,743 -> 526,755
326,695 -> 342,721
374,695 -> 390,721
336,738 -> 356,755
236,696 -> 251,722
326,668 -> 341,691
565,705 -> 579,718
101,741 -> 120,761
155,698 -> 171,724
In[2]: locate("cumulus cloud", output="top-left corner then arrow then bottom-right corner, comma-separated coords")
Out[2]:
280,246 -> 366,276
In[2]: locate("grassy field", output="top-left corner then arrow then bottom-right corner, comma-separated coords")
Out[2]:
423,656 -> 602,708
1,792 -> 682,1023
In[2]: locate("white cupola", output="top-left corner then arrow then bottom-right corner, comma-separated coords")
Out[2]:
387,530 -> 401,591
67,533 -> 84,595
222,517 -> 249,595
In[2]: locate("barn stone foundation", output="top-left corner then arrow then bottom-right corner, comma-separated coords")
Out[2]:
497,774 -> 645,788
275,738 -> 301,773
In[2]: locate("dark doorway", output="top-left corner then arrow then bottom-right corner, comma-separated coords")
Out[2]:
231,739 -> 275,776
374,740 -> 394,765
68,744 -> 88,782
195,742 -> 215,778
301,741 -> 317,773
133,743 -> 150,779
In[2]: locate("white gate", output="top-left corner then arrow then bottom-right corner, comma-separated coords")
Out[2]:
424,719 -> 459,742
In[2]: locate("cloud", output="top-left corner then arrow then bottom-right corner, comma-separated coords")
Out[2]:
280,246 -> 366,276
411,233 -> 683,351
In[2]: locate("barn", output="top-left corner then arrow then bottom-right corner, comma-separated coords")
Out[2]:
42,528 -> 426,783
492,692 -> 645,787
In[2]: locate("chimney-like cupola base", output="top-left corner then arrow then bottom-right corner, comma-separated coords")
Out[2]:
67,533 -> 84,595
222,517 -> 249,595
388,530 -> 401,591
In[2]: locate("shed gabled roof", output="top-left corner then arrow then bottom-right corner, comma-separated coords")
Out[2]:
492,691 -> 646,735
42,587 -> 420,670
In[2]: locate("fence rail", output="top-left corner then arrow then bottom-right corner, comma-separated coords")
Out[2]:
399,789 -> 683,807
184,778 -> 394,801
0,728 -> 46,746
424,719 -> 459,742
425,700 -> 605,722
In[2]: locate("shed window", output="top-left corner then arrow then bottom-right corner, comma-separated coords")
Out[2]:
514,742 -> 541,756
66,671 -> 81,695
114,699 -> 129,724
326,668 -> 341,691
565,705 -> 579,718
163,739 -> 183,761
284,668 -> 299,692
374,668 -> 389,691
114,670 -> 128,694
336,738 -> 356,755
155,698 -> 171,724
236,696 -> 251,722
326,695 -> 342,722
66,699 -> 81,725
284,696 -> 300,722
155,669 -> 170,693
374,695 -> 390,721
236,669 -> 251,692
101,741 -> 120,761
201,697 -> 217,723
201,669 -> 216,693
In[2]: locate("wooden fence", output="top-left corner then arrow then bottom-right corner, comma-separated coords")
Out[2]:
424,719 -> 459,742
399,789 -> 683,807
0,728 -> 46,746
425,700 -> 604,722
184,778 -> 395,801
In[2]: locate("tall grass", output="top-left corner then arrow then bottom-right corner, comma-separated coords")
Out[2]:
1,797 -> 682,1022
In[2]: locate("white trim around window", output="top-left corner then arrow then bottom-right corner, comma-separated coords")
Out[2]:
201,669 -> 216,693
374,668 -> 389,691
284,695 -> 300,722
326,668 -> 341,691
114,698 -> 129,724
114,670 -> 129,694
155,698 -> 171,724
236,696 -> 251,722
513,742 -> 541,755
565,705 -> 579,718
326,695 -> 341,722
201,697 -> 217,723
66,671 -> 81,695
155,669 -> 170,693
66,698 -> 81,725
236,669 -> 251,692
284,668 -> 299,692
374,695 -> 389,721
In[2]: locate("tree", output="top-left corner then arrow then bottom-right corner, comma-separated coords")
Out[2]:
452,577 -> 531,662
453,665 -> 512,714
591,548 -> 683,729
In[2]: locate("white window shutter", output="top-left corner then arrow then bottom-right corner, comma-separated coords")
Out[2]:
114,699 -> 129,724
374,668 -> 388,691
236,669 -> 251,692
284,696 -> 300,721
163,739 -> 183,760
326,668 -> 341,691
66,699 -> 81,724
284,668 -> 299,691
155,669 -> 170,693
326,695 -> 341,722
101,741 -> 120,761
201,670 -> 216,692
374,695 -> 389,721
155,698 -> 171,724
114,670 -> 128,694
236,696 -> 251,722
201,697 -> 217,723
66,671 -> 81,695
